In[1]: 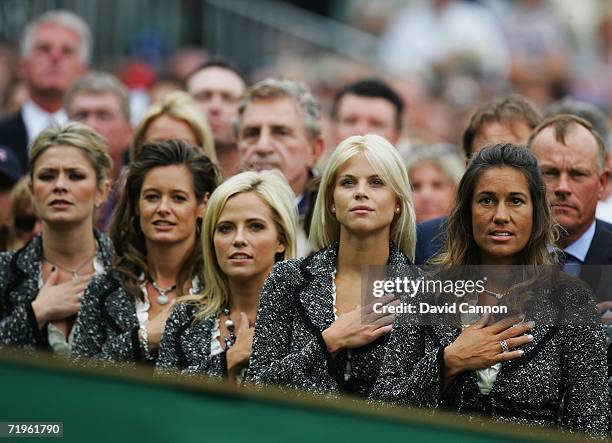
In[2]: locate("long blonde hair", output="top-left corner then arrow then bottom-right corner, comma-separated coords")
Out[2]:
185,170 -> 298,319
309,134 -> 416,260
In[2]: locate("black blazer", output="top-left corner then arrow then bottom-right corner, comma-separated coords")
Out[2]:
581,219 -> 612,302
0,110 -> 28,174
415,216 -> 447,265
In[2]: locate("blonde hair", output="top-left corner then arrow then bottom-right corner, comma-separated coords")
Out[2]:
186,170 -> 298,319
310,134 -> 416,260
131,91 -> 216,163
404,144 -> 465,186
28,122 -> 112,187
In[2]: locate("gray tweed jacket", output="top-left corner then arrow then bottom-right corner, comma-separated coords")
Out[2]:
371,280 -> 610,435
0,232 -> 112,349
247,242 -> 415,397
71,271 -> 141,363
155,302 -> 225,377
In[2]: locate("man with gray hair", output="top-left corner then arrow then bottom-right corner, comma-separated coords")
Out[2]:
65,71 -> 132,182
236,77 -> 324,255
0,10 -> 91,173
65,71 -> 132,230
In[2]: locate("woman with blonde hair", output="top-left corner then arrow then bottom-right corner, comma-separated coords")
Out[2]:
404,144 -> 465,224
73,140 -> 219,363
156,170 -> 297,380
131,90 -> 216,163
248,134 -> 417,396
0,123 -> 113,353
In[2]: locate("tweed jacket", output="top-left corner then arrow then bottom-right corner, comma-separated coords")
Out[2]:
247,242 -> 415,397
155,302 -> 225,377
0,232 -> 113,349
371,280 -> 610,435
72,271 -> 145,363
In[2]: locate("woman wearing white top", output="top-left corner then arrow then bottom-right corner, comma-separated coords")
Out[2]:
156,170 -> 297,380
73,139 -> 219,363
0,123 -> 113,354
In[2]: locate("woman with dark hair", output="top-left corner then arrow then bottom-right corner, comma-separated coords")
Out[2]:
0,123 -> 113,354
372,144 -> 610,434
72,139 -> 219,363
156,170 -> 298,380
248,134 -> 418,396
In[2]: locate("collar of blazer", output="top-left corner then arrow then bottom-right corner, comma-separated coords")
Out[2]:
295,242 -> 411,332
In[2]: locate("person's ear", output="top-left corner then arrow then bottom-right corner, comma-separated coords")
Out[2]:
95,179 -> 112,208
198,192 -> 210,218
308,136 -> 325,166
598,169 -> 609,200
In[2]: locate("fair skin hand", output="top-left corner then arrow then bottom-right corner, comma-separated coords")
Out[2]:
226,312 -> 254,380
31,267 -> 91,329
443,314 -> 535,387
596,301 -> 612,324
322,296 -> 397,357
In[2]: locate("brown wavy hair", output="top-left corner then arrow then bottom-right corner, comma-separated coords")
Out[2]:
435,143 -> 558,267
110,139 -> 220,300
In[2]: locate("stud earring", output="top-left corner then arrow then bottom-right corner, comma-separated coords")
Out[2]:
331,205 -> 336,213
395,207 -> 400,213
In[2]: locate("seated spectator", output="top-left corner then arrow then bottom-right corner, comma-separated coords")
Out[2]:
0,123 -> 113,355
131,91 -> 216,164
73,140 -> 219,364
0,146 -> 22,251
373,144 -> 609,434
404,144 -> 464,224
156,170 -> 297,380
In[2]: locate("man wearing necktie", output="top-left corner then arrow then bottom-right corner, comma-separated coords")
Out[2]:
528,114 -> 612,310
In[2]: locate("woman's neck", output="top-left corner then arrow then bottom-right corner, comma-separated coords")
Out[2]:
145,239 -> 195,286
227,271 -> 268,325
337,229 -> 390,274
41,221 -> 96,265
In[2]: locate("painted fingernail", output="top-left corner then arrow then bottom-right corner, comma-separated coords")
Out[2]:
517,350 -> 524,356
527,321 -> 535,328
526,334 -> 534,342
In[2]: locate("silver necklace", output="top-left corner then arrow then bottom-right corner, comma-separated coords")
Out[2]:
150,280 -> 176,305
482,287 -> 512,300
44,252 -> 96,280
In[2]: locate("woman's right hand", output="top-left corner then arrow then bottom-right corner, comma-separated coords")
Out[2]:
443,313 -> 535,386
31,268 -> 91,329
322,296 -> 397,357
226,312 -> 255,380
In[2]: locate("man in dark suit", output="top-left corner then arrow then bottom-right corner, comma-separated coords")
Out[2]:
528,114 -> 612,302
415,95 -> 542,264
0,11 -> 90,173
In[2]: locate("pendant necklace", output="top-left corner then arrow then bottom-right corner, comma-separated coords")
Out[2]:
150,280 -> 176,305
221,306 -> 236,349
44,252 -> 96,280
